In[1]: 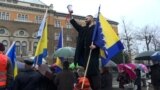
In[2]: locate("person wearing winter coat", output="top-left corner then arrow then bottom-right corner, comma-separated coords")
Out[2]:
54,61 -> 75,90
13,59 -> 41,90
101,67 -> 113,90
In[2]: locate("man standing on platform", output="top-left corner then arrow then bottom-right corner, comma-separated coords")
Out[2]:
70,15 -> 101,90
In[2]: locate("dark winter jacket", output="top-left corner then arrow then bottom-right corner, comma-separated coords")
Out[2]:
13,69 -> 41,90
54,70 -> 75,90
150,64 -> 160,86
36,75 -> 57,90
101,72 -> 112,90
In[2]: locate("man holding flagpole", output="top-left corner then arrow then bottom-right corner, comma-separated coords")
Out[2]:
70,15 -> 101,90
0,43 -> 13,90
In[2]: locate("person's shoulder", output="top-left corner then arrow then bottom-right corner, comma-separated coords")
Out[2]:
16,71 -> 25,78
151,64 -> 158,68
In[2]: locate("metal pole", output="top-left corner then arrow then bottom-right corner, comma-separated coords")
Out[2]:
81,49 -> 92,89
123,51 -> 125,64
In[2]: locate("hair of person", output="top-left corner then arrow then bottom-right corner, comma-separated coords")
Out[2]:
102,67 -> 109,74
63,60 -> 69,70
0,43 -> 5,51
86,15 -> 93,18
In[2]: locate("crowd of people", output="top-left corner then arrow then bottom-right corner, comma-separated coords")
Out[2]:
116,62 -> 160,90
0,42 -> 114,90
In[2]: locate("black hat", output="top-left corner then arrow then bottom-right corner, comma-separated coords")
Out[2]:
24,59 -> 34,65
0,43 -> 5,51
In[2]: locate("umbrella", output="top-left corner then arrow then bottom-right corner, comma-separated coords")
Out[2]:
151,51 -> 160,61
126,63 -> 137,70
135,51 -> 156,60
105,60 -> 117,67
118,64 -> 137,80
53,47 -> 76,58
136,64 -> 148,73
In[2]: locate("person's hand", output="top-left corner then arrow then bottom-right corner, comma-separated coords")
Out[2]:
69,13 -> 74,20
89,44 -> 96,49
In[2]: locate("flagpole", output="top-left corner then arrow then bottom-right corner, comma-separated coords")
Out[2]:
81,42 -> 93,89
61,26 -> 64,47
6,41 -> 16,55
123,51 -> 125,64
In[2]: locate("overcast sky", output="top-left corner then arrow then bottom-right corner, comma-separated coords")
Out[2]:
41,0 -> 160,33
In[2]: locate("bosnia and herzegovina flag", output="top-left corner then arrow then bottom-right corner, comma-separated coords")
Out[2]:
93,8 -> 124,66
34,22 -> 48,65
6,42 -> 18,78
54,57 -> 63,73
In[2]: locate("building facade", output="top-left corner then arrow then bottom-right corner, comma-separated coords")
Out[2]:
0,0 -> 119,63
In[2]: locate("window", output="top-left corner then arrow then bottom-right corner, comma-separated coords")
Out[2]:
19,31 -> 24,36
0,12 -> 10,20
2,40 -> 8,52
54,33 -> 59,40
0,28 -> 5,34
15,30 -> 29,37
33,42 -> 38,54
15,41 -> 21,56
54,20 -> 61,27
66,22 -> 72,29
33,32 -> 38,38
22,41 -> 27,56
35,16 -> 42,23
0,28 -> 9,36
17,14 -> 28,21
66,35 -> 72,41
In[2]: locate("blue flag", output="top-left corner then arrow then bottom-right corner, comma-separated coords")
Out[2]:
56,26 -> 64,62
6,42 -> 18,77
56,27 -> 63,50
93,7 -> 124,66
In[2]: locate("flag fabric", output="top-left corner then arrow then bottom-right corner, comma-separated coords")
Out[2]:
93,8 -> 124,66
6,42 -> 18,78
34,22 -> 48,65
54,57 -> 63,73
56,26 -> 64,62
56,26 -> 64,50
37,9 -> 48,38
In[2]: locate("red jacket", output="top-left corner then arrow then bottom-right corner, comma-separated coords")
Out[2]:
0,53 -> 7,87
74,77 -> 90,90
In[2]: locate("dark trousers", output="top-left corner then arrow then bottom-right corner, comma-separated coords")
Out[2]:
141,78 -> 146,86
87,74 -> 101,90
0,87 -> 6,90
136,85 -> 141,90
153,86 -> 160,90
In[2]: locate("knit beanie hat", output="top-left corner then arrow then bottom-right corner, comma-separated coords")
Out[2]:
0,43 -> 5,51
